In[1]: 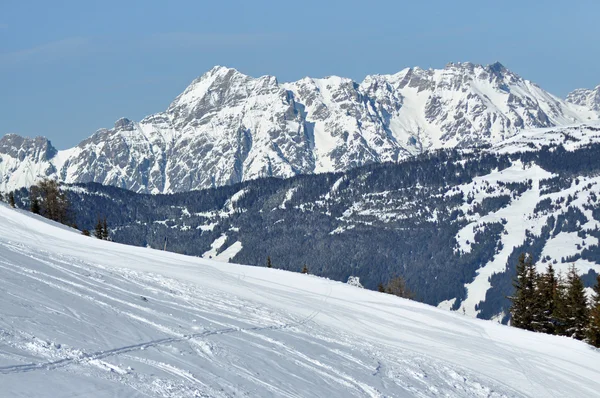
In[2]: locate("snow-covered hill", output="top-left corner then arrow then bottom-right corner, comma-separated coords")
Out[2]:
1,205 -> 599,397
1,63 -> 598,193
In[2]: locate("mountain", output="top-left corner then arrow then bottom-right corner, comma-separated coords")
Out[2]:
2,202 -> 600,397
14,124 -> 600,321
568,85 -> 600,111
1,63 -> 598,193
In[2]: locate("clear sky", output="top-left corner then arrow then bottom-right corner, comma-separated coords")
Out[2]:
1,0 -> 598,149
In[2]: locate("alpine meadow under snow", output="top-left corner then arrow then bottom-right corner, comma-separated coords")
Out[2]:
1,204 -> 600,397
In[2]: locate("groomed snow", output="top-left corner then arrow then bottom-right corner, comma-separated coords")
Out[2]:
1,204 -> 599,397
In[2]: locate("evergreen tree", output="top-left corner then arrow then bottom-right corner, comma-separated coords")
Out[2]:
267,256 -> 272,268
81,229 -> 91,237
95,218 -> 104,239
102,217 -> 109,240
509,253 -> 537,331
302,264 -> 309,274
377,282 -> 385,293
587,275 -> 600,347
533,264 -> 557,334
30,195 -> 41,214
8,192 -> 15,208
552,272 -> 569,336
563,265 -> 589,340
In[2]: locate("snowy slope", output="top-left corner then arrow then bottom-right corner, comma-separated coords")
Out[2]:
1,63 -> 599,193
1,205 -> 600,397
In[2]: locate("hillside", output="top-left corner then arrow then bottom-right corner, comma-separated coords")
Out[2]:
1,63 -> 598,194
19,124 -> 600,321
1,204 -> 600,397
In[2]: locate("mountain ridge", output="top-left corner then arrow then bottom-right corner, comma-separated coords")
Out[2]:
1,62 -> 598,193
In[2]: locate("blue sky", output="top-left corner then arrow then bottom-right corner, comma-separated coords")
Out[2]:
1,0 -> 598,148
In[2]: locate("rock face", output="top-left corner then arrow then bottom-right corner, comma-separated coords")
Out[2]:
567,85 -> 600,112
1,63 -> 599,193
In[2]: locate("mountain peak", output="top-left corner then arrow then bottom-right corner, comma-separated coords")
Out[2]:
200,65 -> 248,81
0,134 -> 57,162
1,63 -> 599,194
487,61 -> 507,73
114,117 -> 134,130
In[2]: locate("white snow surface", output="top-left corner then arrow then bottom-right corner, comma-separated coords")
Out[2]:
1,205 -> 600,397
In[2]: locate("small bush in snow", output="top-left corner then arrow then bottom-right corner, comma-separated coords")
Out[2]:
347,276 -> 363,288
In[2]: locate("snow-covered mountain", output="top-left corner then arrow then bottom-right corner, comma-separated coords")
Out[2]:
568,84 -> 600,112
1,63 -> 598,193
2,203 -> 600,397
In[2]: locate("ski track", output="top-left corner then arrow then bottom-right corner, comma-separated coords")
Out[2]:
1,206 -> 599,397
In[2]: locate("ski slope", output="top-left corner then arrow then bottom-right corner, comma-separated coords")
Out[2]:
0,205 -> 599,397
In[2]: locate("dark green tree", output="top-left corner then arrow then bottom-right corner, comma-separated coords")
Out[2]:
267,256 -> 272,268
563,265 -> 589,340
377,282 -> 385,293
95,218 -> 104,239
30,191 -> 41,214
8,191 -> 15,208
81,229 -> 91,237
509,253 -> 537,331
552,272 -> 568,336
302,264 -> 309,274
587,275 -> 600,347
533,264 -> 557,334
102,217 -> 109,240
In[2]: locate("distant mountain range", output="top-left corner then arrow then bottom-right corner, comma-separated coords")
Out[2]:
1,62 -> 599,193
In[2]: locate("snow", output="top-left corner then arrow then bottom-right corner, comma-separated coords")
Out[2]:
201,234 -> 228,259
279,187 -> 297,209
1,204 -> 600,397
541,232 -> 600,274
2,65 -> 600,194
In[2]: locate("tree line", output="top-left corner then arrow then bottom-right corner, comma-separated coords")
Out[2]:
2,179 -> 110,240
509,253 -> 600,347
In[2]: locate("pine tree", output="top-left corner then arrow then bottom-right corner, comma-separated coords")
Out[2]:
533,264 -> 557,334
586,275 -> 600,347
302,264 -> 308,274
552,272 -> 569,336
30,195 -> 41,214
102,217 -> 109,240
377,282 -> 385,293
563,265 -> 589,340
267,256 -> 272,268
81,229 -> 91,237
8,192 -> 15,208
95,218 -> 104,239
509,253 -> 537,331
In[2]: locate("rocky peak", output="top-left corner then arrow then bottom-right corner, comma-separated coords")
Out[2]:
114,117 -> 134,130
0,134 -> 57,162
1,63 -> 598,194
567,85 -> 600,111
